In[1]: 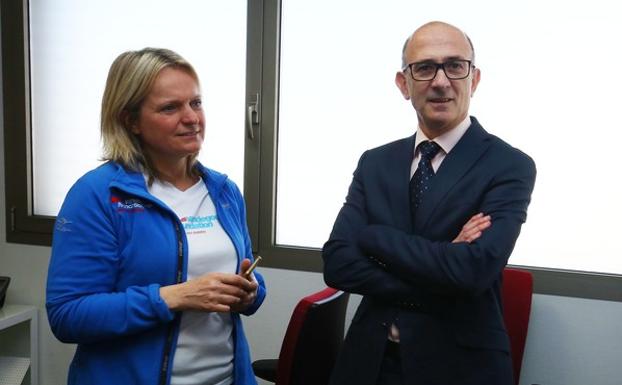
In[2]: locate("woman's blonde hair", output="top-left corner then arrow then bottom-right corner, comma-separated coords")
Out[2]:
100,48 -> 200,181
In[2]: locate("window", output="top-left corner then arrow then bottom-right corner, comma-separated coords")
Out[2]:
2,0 -> 252,244
255,0 -> 622,299
29,0 -> 248,217
274,0 -> 622,273
3,0 -> 621,300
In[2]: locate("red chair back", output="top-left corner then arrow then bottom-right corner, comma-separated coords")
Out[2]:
276,287 -> 349,385
502,268 -> 534,385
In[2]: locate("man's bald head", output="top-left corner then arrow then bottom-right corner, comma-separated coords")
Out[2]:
401,21 -> 475,69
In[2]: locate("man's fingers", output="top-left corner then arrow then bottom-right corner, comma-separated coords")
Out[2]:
452,214 -> 491,243
466,231 -> 482,242
466,218 -> 491,232
463,215 -> 491,232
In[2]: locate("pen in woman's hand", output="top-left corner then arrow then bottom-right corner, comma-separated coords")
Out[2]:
243,256 -> 262,279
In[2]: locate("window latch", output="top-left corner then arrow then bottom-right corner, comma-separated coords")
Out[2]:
247,93 -> 260,140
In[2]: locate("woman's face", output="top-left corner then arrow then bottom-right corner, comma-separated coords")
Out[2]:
131,67 -> 204,165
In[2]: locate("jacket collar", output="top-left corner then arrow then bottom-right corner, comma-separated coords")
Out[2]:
413,116 -> 492,230
107,161 -> 229,201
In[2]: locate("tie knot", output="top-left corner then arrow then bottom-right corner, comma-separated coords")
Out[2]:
418,141 -> 441,160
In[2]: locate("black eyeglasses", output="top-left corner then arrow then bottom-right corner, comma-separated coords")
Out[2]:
403,59 -> 474,81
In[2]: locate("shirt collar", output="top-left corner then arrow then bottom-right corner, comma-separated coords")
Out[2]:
414,115 -> 472,155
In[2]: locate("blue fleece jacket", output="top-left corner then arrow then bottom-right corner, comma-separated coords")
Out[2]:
46,161 -> 266,385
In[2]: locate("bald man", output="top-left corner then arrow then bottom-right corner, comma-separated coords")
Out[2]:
323,21 -> 536,385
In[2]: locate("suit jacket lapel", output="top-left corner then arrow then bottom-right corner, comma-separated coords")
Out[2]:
387,135 -> 415,233
414,118 -> 493,230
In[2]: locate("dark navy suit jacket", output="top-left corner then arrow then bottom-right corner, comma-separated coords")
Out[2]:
323,117 -> 536,385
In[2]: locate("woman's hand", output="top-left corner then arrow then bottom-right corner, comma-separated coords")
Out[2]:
452,212 -> 491,243
160,268 -> 258,313
230,258 -> 259,312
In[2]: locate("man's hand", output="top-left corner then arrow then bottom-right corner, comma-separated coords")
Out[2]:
452,213 -> 491,243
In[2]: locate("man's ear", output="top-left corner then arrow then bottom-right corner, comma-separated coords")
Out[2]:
470,67 -> 481,97
395,71 -> 411,100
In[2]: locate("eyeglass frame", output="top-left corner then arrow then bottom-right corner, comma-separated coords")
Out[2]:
402,59 -> 475,81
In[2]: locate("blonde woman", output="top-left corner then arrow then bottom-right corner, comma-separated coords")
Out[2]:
47,48 -> 265,385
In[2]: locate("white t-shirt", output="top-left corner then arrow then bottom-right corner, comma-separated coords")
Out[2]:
149,177 -> 237,385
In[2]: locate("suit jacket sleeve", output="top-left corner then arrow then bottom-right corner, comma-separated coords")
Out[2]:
323,152 -> 436,302
357,147 -> 536,296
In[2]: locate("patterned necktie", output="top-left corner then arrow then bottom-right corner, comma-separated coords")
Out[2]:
410,140 -> 441,213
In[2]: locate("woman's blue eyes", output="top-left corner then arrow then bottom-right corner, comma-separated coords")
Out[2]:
160,99 -> 202,113
161,105 -> 176,112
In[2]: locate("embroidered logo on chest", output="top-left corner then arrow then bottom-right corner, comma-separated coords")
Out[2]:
111,196 -> 151,212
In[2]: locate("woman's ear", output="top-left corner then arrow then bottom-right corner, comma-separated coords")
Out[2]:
121,110 -> 139,134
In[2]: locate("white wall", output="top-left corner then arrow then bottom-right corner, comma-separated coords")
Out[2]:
1,34 -> 621,385
2,246 -> 622,385
247,270 -> 622,385
520,295 -> 622,385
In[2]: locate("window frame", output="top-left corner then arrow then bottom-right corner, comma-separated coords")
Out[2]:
2,0 -> 621,301
245,0 -> 622,301
1,0 -> 54,246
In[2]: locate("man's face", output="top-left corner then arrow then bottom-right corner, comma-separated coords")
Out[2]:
396,23 -> 480,138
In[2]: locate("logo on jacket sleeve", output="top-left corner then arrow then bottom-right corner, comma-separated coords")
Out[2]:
55,217 -> 73,232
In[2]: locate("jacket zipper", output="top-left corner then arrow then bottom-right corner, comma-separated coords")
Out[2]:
158,220 -> 185,385
109,171 -> 226,384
